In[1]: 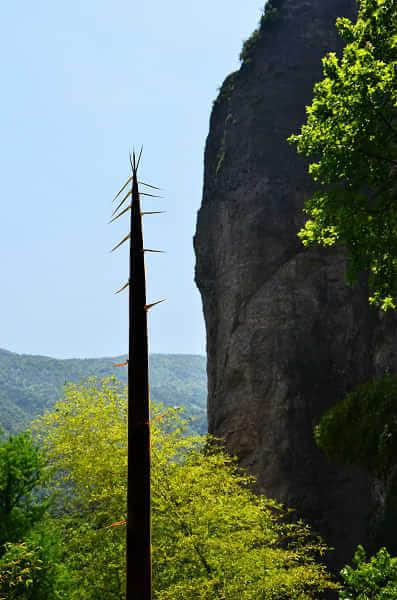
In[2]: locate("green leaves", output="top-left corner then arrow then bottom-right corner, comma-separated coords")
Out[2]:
314,375 -> 397,478
0,541 -> 44,600
35,379 -> 335,599
0,523 -> 68,600
0,432 -> 48,555
339,545 -> 397,599
289,0 -> 397,308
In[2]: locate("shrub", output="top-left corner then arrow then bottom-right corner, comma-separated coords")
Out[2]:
314,376 -> 397,479
339,545 -> 397,599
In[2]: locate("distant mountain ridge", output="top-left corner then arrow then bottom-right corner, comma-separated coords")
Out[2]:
0,348 -> 207,434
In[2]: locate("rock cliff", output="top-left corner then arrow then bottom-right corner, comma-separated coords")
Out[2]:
194,0 -> 397,567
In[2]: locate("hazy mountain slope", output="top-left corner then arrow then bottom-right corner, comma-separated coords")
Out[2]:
0,348 -> 207,434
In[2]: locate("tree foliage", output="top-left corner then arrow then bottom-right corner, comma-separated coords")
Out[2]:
289,0 -> 397,309
0,431 -> 47,555
0,541 -> 47,600
314,376 -> 397,479
314,375 -> 397,538
239,2 -> 284,64
0,432 -> 63,599
35,378 -> 334,599
339,545 -> 397,599
0,524 -> 67,600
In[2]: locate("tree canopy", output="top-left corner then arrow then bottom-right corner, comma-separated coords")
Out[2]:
289,0 -> 397,309
0,432 -> 60,599
0,431 -> 47,555
31,378 -> 334,599
339,545 -> 397,599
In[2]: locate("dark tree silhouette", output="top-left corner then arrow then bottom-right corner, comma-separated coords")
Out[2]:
111,150 -> 163,600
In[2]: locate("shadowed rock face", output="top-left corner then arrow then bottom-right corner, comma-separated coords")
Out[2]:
194,0 -> 397,567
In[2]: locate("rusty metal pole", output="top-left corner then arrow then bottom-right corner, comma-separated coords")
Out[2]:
127,154 -> 152,599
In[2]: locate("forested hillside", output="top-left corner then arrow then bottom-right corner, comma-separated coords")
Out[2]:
0,349 -> 207,434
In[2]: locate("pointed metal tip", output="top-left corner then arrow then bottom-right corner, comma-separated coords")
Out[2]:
138,180 -> 162,191
113,360 -> 128,367
143,249 -> 165,253
112,191 -> 132,216
114,280 -> 130,294
111,233 -> 131,252
112,176 -> 132,203
136,145 -> 143,170
109,519 -> 127,528
141,211 -> 166,216
145,299 -> 166,311
110,203 -> 131,223
140,192 -> 163,198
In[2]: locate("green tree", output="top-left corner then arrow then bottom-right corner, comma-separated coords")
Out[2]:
289,0 -> 397,309
0,430 -> 47,555
0,541 -> 46,600
0,430 -> 67,598
339,545 -> 397,599
314,376 -> 397,476
36,378 -> 335,599
0,523 -> 68,600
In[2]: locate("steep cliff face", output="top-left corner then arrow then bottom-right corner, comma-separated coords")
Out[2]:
194,0 -> 397,567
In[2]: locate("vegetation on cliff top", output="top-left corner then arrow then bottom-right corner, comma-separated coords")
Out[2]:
239,2 -> 284,64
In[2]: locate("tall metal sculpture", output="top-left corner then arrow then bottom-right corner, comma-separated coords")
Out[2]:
111,150 -> 163,599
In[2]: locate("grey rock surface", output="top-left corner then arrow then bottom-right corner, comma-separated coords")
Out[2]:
194,0 -> 397,567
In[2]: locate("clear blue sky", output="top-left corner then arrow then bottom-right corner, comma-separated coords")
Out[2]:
0,1 -> 262,359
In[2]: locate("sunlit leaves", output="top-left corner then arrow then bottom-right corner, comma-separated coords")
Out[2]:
35,379 -> 335,599
289,0 -> 397,308
339,545 -> 397,598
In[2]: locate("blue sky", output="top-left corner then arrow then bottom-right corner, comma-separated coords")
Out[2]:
0,1 -> 262,358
